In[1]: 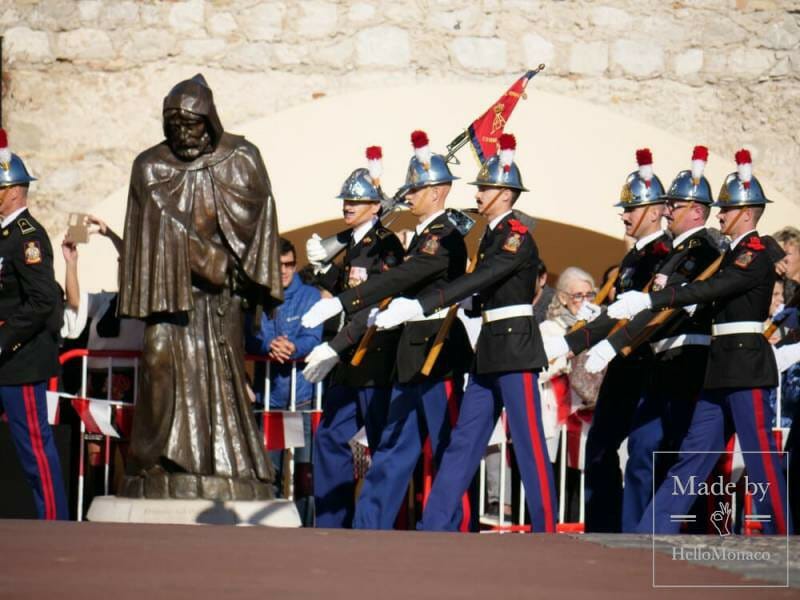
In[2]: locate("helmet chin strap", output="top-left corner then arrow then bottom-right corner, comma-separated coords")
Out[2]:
721,208 -> 746,237
478,188 -> 505,219
629,204 -> 651,239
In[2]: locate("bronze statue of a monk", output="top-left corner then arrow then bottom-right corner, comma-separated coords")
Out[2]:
118,74 -> 282,500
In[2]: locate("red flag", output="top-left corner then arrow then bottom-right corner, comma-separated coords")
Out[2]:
566,408 -> 593,470
309,409 -> 323,436
115,404 -> 135,439
461,69 -> 542,163
263,411 -> 305,451
71,397 -> 120,438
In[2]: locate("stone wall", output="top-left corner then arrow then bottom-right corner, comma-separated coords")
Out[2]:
1,0 -> 798,233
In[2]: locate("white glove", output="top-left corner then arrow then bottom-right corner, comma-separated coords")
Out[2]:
607,291 -> 652,320
585,340 -> 616,373
306,233 -> 327,265
576,301 -> 602,323
375,298 -> 423,329
773,342 -> 800,373
302,297 -> 343,328
542,335 -> 569,362
302,343 -> 340,383
683,304 -> 697,317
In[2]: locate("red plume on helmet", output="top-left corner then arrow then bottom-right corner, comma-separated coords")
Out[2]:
0,128 -> 10,165
735,148 -> 752,190
411,130 -> 431,170
691,145 -> 708,184
365,145 -> 383,186
636,148 -> 654,188
498,133 -> 516,174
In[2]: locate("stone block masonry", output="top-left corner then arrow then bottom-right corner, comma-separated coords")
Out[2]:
0,0 -> 797,234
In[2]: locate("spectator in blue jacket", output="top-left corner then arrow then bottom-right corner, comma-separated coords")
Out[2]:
246,237 -> 322,524
247,238 -> 323,410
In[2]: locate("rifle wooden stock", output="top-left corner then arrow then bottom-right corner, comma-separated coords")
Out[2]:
350,297 -> 392,366
420,190 -> 504,376
619,253 -> 725,357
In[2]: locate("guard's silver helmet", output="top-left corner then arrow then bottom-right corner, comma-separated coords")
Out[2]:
662,145 -> 713,205
469,133 -> 528,192
336,146 -> 385,202
337,169 -> 381,202
0,130 -> 36,188
397,130 -> 458,197
712,149 -> 771,207
614,148 -> 665,208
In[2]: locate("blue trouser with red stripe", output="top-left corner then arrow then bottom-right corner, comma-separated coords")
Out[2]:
420,372 -> 557,533
314,385 -> 391,528
621,387 -> 697,532
0,382 -> 68,520
637,387 -> 790,535
353,377 -> 464,530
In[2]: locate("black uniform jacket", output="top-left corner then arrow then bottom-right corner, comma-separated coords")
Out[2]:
418,213 -> 545,374
607,227 -> 721,362
566,231 -> 672,356
0,209 -> 62,385
650,231 -> 777,390
338,211 -> 473,384
316,221 -> 405,388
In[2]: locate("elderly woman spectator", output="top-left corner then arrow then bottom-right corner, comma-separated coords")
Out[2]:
538,267 -> 605,522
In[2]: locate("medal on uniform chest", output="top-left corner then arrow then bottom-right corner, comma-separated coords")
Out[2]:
651,273 -> 668,291
347,265 -> 368,287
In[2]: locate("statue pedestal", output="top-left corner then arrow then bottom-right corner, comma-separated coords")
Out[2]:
87,496 -> 302,527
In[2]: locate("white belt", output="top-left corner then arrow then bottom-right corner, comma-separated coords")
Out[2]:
482,304 -> 534,324
650,334 -> 711,354
408,307 -> 451,322
711,321 -> 763,336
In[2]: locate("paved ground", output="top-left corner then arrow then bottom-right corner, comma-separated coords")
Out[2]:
581,533 -> 798,588
2,521 -> 800,599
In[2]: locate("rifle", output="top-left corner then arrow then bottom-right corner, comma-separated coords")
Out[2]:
618,253 -> 725,357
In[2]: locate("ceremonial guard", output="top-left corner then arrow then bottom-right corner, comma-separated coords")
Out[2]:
301,148 -> 405,528
583,146 -> 722,531
543,148 -> 671,532
610,150 -> 790,534
303,131 -> 473,530
0,130 -> 68,519
378,134 -> 558,532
